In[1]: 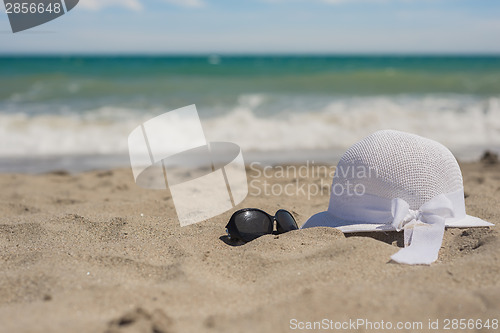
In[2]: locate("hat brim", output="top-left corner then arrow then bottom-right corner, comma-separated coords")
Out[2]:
301,211 -> 494,233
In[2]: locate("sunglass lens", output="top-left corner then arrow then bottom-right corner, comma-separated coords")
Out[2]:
275,210 -> 299,234
232,210 -> 273,242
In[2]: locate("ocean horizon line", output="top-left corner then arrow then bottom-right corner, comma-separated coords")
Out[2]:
1,53 -> 500,58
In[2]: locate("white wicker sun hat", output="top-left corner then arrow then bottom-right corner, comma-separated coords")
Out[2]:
302,130 -> 493,265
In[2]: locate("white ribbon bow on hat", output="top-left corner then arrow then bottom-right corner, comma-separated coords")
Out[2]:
390,194 -> 455,265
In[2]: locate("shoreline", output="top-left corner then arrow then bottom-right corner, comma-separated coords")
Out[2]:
1,145 -> 498,174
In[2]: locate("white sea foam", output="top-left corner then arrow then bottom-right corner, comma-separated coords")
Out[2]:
1,95 -> 499,161
204,95 -> 500,159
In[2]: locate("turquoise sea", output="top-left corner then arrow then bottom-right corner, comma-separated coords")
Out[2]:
1,55 -> 500,171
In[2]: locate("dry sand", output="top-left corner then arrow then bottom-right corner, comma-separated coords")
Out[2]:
0,160 -> 499,333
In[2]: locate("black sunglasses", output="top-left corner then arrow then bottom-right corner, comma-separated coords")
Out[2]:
225,208 -> 299,242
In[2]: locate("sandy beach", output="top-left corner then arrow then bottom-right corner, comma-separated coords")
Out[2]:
2,0 -> 500,331
0,158 -> 498,333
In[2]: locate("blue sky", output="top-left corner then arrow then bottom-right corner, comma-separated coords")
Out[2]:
1,0 -> 500,54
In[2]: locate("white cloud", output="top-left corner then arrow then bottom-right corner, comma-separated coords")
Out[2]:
320,0 -> 385,3
78,0 -> 143,11
320,0 -> 404,3
264,0 -> 404,4
78,0 -> 206,11
163,0 -> 206,8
